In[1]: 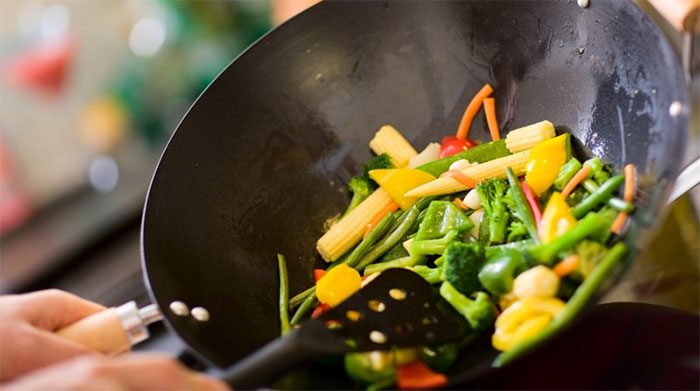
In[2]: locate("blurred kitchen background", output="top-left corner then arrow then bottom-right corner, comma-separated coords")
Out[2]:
0,0 -> 697,358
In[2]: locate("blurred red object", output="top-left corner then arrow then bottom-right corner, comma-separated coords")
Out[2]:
0,138 -> 32,234
3,36 -> 75,97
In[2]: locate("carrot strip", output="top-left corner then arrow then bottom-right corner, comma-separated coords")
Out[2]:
456,83 -> 493,140
611,212 -> 628,234
453,197 -> 468,210
554,255 -> 580,277
447,170 -> 477,188
561,166 -> 591,199
483,97 -> 501,141
364,202 -> 399,237
623,164 -> 636,202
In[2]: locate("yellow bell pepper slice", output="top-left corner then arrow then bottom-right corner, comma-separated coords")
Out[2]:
525,134 -> 568,195
369,168 -> 436,210
539,192 -> 577,243
315,263 -> 362,307
492,297 -> 565,352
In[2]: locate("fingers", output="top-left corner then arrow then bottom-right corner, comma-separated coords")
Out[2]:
17,289 -> 106,331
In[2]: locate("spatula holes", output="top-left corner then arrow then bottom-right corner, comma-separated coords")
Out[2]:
325,320 -> 342,330
426,331 -> 435,340
346,310 -> 362,322
369,330 -> 387,344
368,300 -> 386,312
394,323 -> 412,335
388,288 -> 407,301
421,316 -> 432,325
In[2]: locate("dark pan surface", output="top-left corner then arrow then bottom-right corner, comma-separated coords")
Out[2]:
141,0 -> 688,387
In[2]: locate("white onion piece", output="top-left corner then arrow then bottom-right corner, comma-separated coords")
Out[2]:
469,208 -> 484,238
448,159 -> 472,171
408,143 -> 441,168
463,188 -> 482,209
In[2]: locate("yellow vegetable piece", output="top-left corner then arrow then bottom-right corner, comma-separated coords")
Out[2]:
539,192 -> 577,243
492,297 -> 565,352
369,168 -> 436,210
525,134 -> 568,195
315,264 -> 362,307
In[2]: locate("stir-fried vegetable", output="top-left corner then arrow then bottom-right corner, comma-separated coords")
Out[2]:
439,282 -> 494,333
411,201 -> 473,256
476,179 -> 510,244
441,242 -> 486,296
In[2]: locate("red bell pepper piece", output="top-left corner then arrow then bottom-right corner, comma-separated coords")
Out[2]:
439,136 -> 477,159
397,361 -> 448,390
520,181 -> 542,226
311,303 -> 331,319
313,269 -> 326,282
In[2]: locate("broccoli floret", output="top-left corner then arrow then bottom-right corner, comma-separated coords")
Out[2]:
476,179 -> 510,244
342,176 -> 374,217
411,265 -> 443,284
363,153 -> 393,176
569,240 -> 609,281
439,282 -> 495,333
506,220 -> 528,242
411,201 -> 473,256
583,157 -> 613,185
441,242 -> 486,296
412,230 -> 460,256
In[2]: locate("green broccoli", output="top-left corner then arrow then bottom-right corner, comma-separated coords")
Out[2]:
476,179 -> 510,244
569,240 -> 609,281
506,220 -> 528,242
583,157 -> 613,185
341,154 -> 394,217
411,265 -> 443,284
439,281 -> 494,333
411,201 -> 473,256
441,242 -> 486,296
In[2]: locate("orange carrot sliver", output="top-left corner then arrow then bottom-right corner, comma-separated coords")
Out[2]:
561,166 -> 591,199
447,170 -> 477,188
611,212 -> 628,235
364,202 -> 399,237
453,197 -> 468,210
456,83 -> 493,140
554,255 -> 580,277
623,164 -> 636,202
483,97 -> 501,141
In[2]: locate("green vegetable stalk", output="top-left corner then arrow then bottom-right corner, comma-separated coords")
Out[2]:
494,242 -> 627,367
278,254 -> 291,335
364,255 -> 426,275
416,140 -> 511,177
411,265 -> 443,284
439,282 -> 494,333
527,212 -> 608,265
342,154 -> 393,217
583,157 -> 612,185
478,250 -> 526,296
411,201 -> 473,256
554,158 -> 582,191
345,213 -> 397,268
476,179 -> 510,244
505,168 -> 540,243
354,207 -> 420,270
441,242 -> 486,296
582,179 -> 634,213
572,175 -> 624,218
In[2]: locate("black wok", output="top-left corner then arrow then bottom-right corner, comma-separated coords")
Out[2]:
138,0 -> 693,388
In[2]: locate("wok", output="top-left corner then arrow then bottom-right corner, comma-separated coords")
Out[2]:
59,0 -> 699,388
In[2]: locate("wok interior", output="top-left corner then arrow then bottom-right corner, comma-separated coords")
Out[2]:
141,0 -> 688,386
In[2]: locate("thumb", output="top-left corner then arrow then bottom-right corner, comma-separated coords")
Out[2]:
19,289 -> 106,331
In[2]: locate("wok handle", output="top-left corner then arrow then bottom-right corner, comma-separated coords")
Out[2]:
220,331 -> 311,389
647,0 -> 700,32
56,301 -> 162,354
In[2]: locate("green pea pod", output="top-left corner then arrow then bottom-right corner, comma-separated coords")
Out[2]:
416,140 -> 511,177
572,175 -> 624,218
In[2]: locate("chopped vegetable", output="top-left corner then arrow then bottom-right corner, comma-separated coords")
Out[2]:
560,165 -> 590,199
365,202 -> 399,237
344,352 -> 396,385
290,294 -> 317,325
476,179 -> 510,244
311,302 -> 331,319
439,282 -> 494,333
364,255 -> 425,275
396,360 -> 448,390
446,170 -> 477,188
406,151 -> 530,198
355,208 -> 420,271
483,97 -> 501,141
440,136 -> 478,159
527,212 -> 608,265
504,120 -> 556,153
569,240 -> 609,281
441,242 -> 486,296
492,296 -> 565,352
553,255 -> 580,277
370,169 -> 436,210
411,201 -> 473,256
416,140 -> 511,177
524,134 -> 569,195
506,167 -> 540,243
278,254 -> 291,335
369,125 -> 417,168
611,164 -> 636,234
554,158 -> 583,191
478,250 -> 526,296
411,265 -> 443,284
453,197 -> 468,210
520,181 -> 543,226
583,156 -> 612,185
581,179 -> 634,213
572,175 -> 624,218
343,177 -> 375,218
409,143 -> 441,169
313,269 -> 326,283
463,188 -> 481,209
456,83 -> 493,140
315,263 -> 362,307
419,344 -> 459,372
512,265 -> 560,299
538,192 -> 577,243
448,159 -> 473,171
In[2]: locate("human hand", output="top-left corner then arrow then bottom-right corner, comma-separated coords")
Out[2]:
0,289 -> 105,381
3,353 -> 229,390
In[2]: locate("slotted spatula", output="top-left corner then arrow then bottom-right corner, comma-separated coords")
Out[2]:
221,268 -> 469,389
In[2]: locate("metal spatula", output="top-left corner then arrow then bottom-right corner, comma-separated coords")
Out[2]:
221,268 -> 469,389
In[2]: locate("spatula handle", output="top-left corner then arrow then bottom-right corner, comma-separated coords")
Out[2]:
220,331 -> 311,389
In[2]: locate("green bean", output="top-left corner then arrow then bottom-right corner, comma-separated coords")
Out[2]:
345,213 -> 396,269
277,254 -> 291,335
554,158 -> 582,191
494,242 -> 627,367
364,255 -> 426,276
485,239 -> 534,258
582,179 -> 634,213
354,207 -> 420,271
506,168 -> 539,243
573,175 -> 624,218
290,293 -> 317,325
527,212 -> 607,265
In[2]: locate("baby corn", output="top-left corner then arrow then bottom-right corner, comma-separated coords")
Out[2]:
369,125 -> 417,168
505,120 -> 555,153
